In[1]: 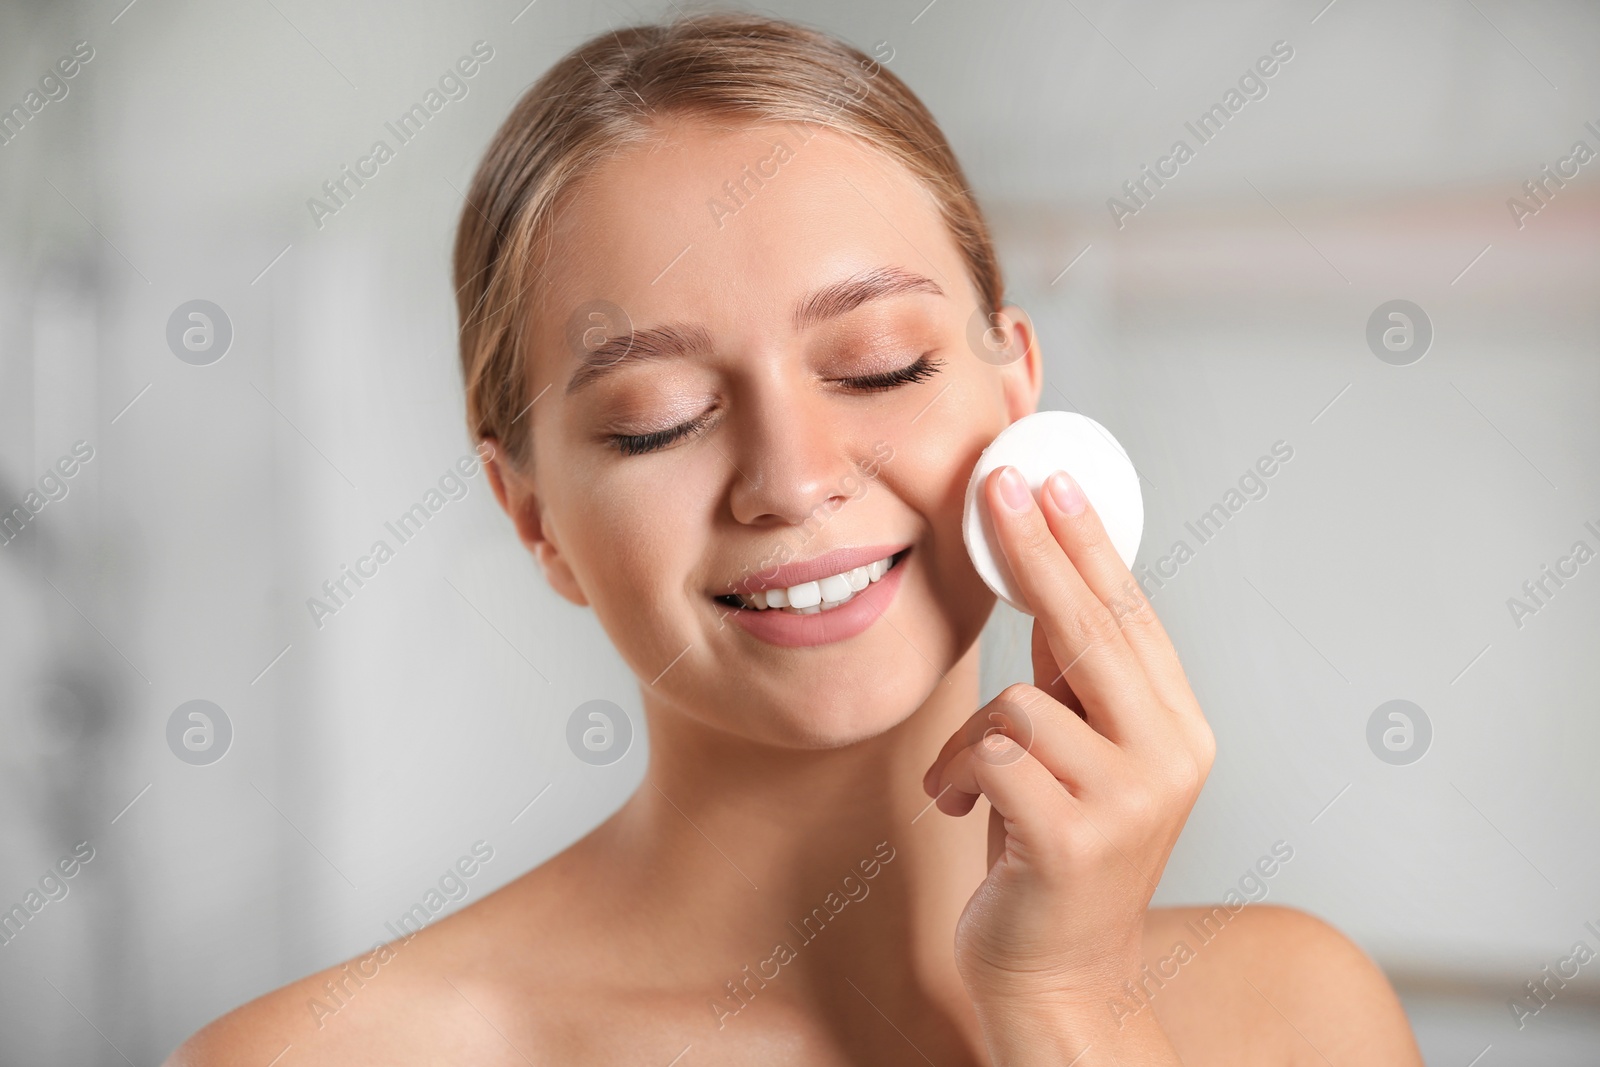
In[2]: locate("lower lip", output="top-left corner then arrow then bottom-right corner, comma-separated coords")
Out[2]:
720,554 -> 908,649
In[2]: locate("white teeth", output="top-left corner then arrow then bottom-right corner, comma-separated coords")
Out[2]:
732,552 -> 901,614
787,580 -> 822,609
818,573 -> 853,604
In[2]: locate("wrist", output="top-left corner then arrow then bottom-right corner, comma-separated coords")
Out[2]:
959,943 -> 1144,1015
968,970 -> 1182,1067
974,1008 -> 1090,1067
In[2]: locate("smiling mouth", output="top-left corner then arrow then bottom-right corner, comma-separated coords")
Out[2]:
715,548 -> 911,616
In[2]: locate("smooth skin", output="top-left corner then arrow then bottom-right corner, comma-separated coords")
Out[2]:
166,118 -> 1423,1065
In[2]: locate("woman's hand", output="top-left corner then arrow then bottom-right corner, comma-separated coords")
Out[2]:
923,465 -> 1215,1061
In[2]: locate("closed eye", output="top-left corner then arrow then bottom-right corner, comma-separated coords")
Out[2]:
608,409 -> 718,456
606,353 -> 945,456
833,352 -> 945,392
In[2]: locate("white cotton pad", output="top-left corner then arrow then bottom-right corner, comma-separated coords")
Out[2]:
962,410 -> 1144,615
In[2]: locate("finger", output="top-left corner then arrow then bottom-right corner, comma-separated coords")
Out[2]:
1039,469 -> 1200,726
986,466 -> 1156,744
935,735 -> 1078,848
1032,616 -> 1081,715
922,683 -> 1116,800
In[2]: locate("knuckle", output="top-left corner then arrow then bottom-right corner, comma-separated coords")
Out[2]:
1107,579 -> 1155,628
1120,782 -> 1161,824
1017,514 -> 1060,557
1073,530 -> 1120,571
1180,719 -> 1218,780
1070,605 -> 1123,649
1195,725 -> 1218,773
998,682 -> 1048,715
1165,755 -> 1203,798
978,684 -> 1047,751
1154,736 -> 1211,801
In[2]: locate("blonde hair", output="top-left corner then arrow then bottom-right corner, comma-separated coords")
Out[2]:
453,11 -> 1003,468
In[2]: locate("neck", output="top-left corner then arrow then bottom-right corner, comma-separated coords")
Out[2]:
605,641 -> 991,1028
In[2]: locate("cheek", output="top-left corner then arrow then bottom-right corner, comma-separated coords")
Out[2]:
884,376 -> 1002,534
556,458 -> 712,634
579,482 -> 687,582
880,377 -> 1007,609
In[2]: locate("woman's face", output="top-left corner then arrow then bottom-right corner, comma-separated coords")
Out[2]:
489,118 -> 1041,748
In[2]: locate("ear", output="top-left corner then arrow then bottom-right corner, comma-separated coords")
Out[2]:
481,438 -> 590,607
993,303 -> 1043,423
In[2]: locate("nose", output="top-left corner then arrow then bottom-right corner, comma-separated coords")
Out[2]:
727,384 -> 864,528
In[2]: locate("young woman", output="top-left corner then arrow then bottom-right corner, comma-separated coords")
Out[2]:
172,13 -> 1423,1065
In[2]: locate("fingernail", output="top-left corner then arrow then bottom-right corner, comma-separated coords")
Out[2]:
921,764 -> 937,797
997,466 -> 1031,511
1046,470 -> 1086,516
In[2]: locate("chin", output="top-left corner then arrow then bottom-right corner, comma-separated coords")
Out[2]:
759,701 -> 922,750
744,648 -> 952,750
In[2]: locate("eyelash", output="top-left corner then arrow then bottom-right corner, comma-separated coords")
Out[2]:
841,352 -> 946,392
607,353 -> 945,456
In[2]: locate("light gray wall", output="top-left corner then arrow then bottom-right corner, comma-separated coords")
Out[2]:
0,0 -> 1596,1063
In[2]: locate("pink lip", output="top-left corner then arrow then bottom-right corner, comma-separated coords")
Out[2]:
719,550 -> 908,648
716,543 -> 911,597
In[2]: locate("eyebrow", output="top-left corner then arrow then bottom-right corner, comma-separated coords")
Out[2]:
564,322 -> 714,396
792,265 -> 944,331
563,265 -> 944,396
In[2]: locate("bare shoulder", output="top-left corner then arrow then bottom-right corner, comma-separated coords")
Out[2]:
1137,903 -> 1424,1066
162,841 -> 599,1067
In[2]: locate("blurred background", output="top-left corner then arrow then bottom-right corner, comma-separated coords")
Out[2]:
1,0 -> 1596,1063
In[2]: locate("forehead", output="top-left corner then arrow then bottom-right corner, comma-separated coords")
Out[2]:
532,118 -> 966,362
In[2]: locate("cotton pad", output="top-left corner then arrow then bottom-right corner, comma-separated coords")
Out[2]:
962,410 -> 1143,615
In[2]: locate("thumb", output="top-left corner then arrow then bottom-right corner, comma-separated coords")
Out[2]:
986,803 -> 1005,871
